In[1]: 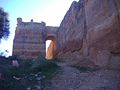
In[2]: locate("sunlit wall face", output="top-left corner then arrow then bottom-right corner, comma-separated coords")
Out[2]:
46,40 -> 51,53
46,40 -> 52,59
46,39 -> 57,60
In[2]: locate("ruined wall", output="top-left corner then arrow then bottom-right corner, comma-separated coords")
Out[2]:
13,0 -> 120,69
13,18 -> 58,59
56,0 -> 120,69
13,18 -> 46,59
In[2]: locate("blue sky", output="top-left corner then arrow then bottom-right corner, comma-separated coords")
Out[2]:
0,0 -> 78,56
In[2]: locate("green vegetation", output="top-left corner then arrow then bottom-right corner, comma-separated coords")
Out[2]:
30,56 -> 58,78
0,56 -> 58,90
0,7 -> 10,40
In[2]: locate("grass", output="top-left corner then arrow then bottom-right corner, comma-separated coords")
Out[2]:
39,58 -> 59,89
41,61 -> 58,77
0,56 -> 59,90
30,56 -> 59,77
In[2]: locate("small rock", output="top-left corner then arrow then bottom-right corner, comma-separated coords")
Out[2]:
36,77 -> 42,81
38,81 -> 41,84
98,73 -> 101,77
13,76 -> 21,80
38,72 -> 42,75
29,78 -> 32,80
30,73 -> 34,75
12,60 -> 19,68
35,74 -> 38,77
103,80 -> 109,83
42,75 -> 46,78
90,87 -> 94,90
35,85 -> 41,90
27,87 -> 31,90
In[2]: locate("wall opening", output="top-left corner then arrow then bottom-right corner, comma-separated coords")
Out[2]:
46,40 -> 52,59
45,36 -> 56,60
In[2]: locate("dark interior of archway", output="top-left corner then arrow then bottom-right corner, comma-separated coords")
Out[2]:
46,39 -> 56,60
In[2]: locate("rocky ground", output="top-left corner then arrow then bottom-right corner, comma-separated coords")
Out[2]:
43,62 -> 120,90
0,57 -> 120,90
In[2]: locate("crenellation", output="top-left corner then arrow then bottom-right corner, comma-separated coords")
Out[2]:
17,17 -> 22,24
31,19 -> 33,22
16,18 -> 46,31
17,22 -> 45,31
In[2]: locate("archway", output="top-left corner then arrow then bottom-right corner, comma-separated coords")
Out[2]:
45,36 -> 57,60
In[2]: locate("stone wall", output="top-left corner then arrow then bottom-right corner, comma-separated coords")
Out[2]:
13,18 -> 58,59
56,0 -> 120,69
13,0 -> 120,69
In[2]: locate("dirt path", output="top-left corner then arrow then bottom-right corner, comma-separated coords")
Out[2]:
43,62 -> 120,90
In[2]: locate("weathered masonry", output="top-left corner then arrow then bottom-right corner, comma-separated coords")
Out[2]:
13,18 -> 57,59
13,0 -> 120,70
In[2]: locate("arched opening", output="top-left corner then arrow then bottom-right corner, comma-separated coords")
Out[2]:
45,36 -> 57,60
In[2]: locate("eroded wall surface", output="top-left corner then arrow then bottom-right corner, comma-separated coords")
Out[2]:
13,18 -> 58,59
56,0 -> 120,69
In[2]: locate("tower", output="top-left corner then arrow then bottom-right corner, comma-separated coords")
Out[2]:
13,18 -> 46,59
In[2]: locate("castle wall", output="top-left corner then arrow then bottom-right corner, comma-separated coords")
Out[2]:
13,18 -> 46,59
13,18 -> 58,59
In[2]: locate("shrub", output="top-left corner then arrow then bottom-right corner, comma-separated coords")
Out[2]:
0,55 -> 58,90
31,56 -> 58,77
